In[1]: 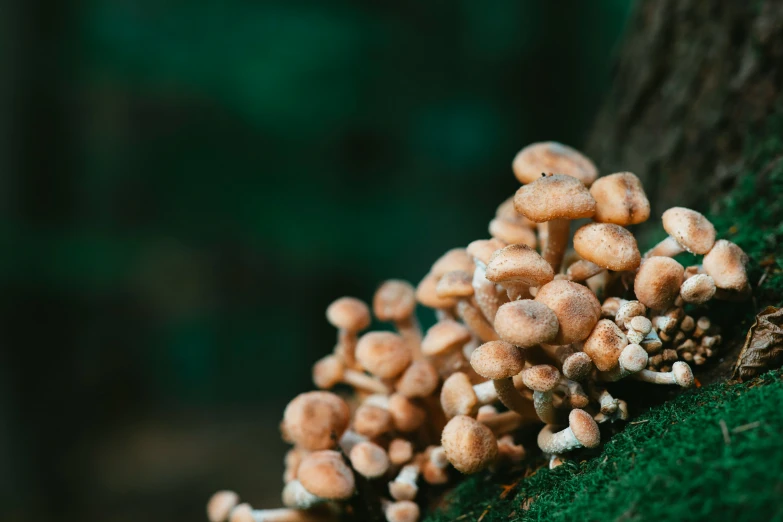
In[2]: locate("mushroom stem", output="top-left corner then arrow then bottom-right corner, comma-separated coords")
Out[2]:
537,409 -> 600,454
532,390 -> 560,424
343,368 -> 391,394
633,361 -> 694,387
335,329 -> 360,369
388,463 -> 420,501
457,299 -> 499,342
556,378 -> 589,408
472,263 -> 508,323
643,236 -> 684,260
474,379 -> 498,404
230,504 -> 334,522
542,218 -> 570,273
281,480 -> 324,510
396,316 -> 423,360
493,377 -> 533,417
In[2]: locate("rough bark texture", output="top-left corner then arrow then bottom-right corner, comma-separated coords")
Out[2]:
586,0 -> 783,218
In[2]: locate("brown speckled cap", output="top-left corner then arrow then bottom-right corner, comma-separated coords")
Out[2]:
496,195 -> 537,227
634,257 -> 685,311
282,391 -> 350,451
569,409 -> 601,448
431,248 -> 475,278
326,297 -> 371,332
416,272 -> 458,309
396,360 -> 439,398
349,441 -> 390,479
297,450 -> 355,500
440,372 -> 479,418
494,300 -> 559,348
421,320 -> 471,356
470,341 -> 526,380
385,500 -> 420,522
589,172 -> 650,225
573,223 -> 641,272
373,280 -> 417,322
356,331 -> 412,379
512,142 -> 598,186
466,238 -> 508,266
353,403 -> 392,438
583,319 -> 628,371
520,364 -> 560,392
514,174 -> 597,223
436,270 -> 474,298
702,239 -> 749,291
534,280 -> 601,345
662,207 -> 716,254
441,415 -> 498,474
485,244 -> 554,287
680,273 -> 717,304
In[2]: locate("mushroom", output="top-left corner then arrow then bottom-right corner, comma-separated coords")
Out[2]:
208,490 -> 240,522
282,451 -> 355,509
437,270 -> 498,342
514,174 -> 597,272
440,371 -> 498,418
572,223 -> 641,272
519,364 -> 562,424
583,319 -> 628,372
282,392 -> 351,451
634,257 -> 685,311
470,341 -> 529,417
589,172 -> 650,225
537,409 -> 600,454
356,331 -> 412,380
633,361 -> 694,388
679,273 -> 717,304
702,239 -> 750,295
493,299 -> 559,348
511,141 -> 598,187
565,259 -> 604,282
467,239 -> 510,322
349,441 -> 390,479
388,393 -> 427,433
614,300 -> 647,329
534,280 -> 602,345
388,463 -> 420,501
374,280 -> 423,358
415,272 -> 458,320
625,316 -> 652,345
326,297 -> 371,369
382,500 -> 420,522
388,438 -> 414,466
539,344 -> 594,381
431,248 -> 475,278
284,448 -> 305,483
395,359 -> 439,398
644,207 -> 716,259
485,244 -> 554,300
312,355 -> 390,395
598,343 -> 649,381
422,446 -> 450,485
441,415 -> 498,474
490,196 -> 538,247
421,320 -> 472,377
495,435 -> 526,466
352,403 -> 393,439
230,504 -> 334,522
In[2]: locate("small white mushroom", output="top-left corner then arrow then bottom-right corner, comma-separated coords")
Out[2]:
389,463 -> 420,501
537,409 -> 601,454
633,361 -> 694,388
680,274 -> 717,304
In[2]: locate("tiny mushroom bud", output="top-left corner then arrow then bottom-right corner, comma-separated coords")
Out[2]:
356,332 -> 412,379
680,273 -> 717,304
634,257 -> 685,311
615,300 -> 647,329
283,451 -> 355,509
539,344 -> 594,381
589,172 -> 650,225
644,207 -> 716,259
512,141 -> 598,187
583,319 -> 629,371
282,391 -> 350,451
520,364 -> 561,424
634,361 -> 694,388
598,343 -> 649,382
535,280 -> 602,345
702,239 -> 750,292
382,499 -> 420,522
470,341 -> 529,417
374,279 -> 422,358
441,415 -> 498,474
349,441 -> 390,479
514,174 -> 597,272
573,223 -> 641,272
388,438 -> 414,466
326,297 -> 371,369
312,355 -> 390,395
485,244 -> 554,300
494,300 -> 559,347
208,490 -> 240,522
537,409 -> 601,454
396,359 -> 439,398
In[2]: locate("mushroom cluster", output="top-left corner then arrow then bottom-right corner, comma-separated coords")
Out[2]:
207,142 -> 750,522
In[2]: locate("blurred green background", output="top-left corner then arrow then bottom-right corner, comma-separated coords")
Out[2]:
0,1 -> 632,521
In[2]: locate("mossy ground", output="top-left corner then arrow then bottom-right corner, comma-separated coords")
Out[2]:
423,116 -> 783,522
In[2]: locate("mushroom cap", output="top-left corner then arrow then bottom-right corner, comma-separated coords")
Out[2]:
512,142 -> 598,186
534,280 -> 602,345
385,500 -> 421,522
326,297 -> 371,332
494,300 -> 559,348
496,196 -> 537,227
568,409 -> 601,448
619,343 -> 648,372
441,415 -> 498,474
431,248 -> 475,278
672,361 -> 695,387
388,438 -> 414,465
353,404 -> 393,438
628,315 -> 652,335
283,391 -> 350,451
396,360 -> 440,398
207,490 -> 239,522
356,331 -> 412,379
421,320 -> 472,356
374,280 -> 417,322
436,270 -> 475,298
489,218 -> 537,248
573,223 -> 641,271
634,257 -> 685,311
440,372 -> 479,418
470,341 -> 526,379
297,450 -> 355,500
702,239 -> 749,291
312,355 -> 344,389
388,393 -> 426,433
485,244 -> 554,287
680,273 -> 717,304
561,351 -> 594,381
514,174 -> 597,223
349,441 -> 390,478
589,172 -> 650,225
228,503 -> 254,522
662,207 -> 716,254
416,272 -> 458,309
583,319 -> 628,371
467,238 -> 508,266
615,300 -> 647,328
520,364 -> 560,392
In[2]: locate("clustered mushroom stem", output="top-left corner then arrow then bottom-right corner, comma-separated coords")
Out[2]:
471,262 -> 508,322
541,218 -> 570,273
537,424 -> 581,454
493,377 -> 533,418
336,330 -> 359,369
473,379 -> 498,404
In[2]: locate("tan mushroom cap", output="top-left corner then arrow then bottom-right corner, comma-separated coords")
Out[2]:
486,244 -> 554,287
283,391 -> 350,451
634,257 -> 685,311
569,409 -> 601,448
388,393 -> 426,433
396,360 -> 439,398
207,490 -> 239,522
702,239 -> 749,291
489,218 -> 537,248
374,280 -> 417,322
514,174 -> 597,223
385,500 -> 421,522
520,364 -> 560,392
440,372 -> 479,418
441,415 -> 498,474
589,172 -> 650,225
421,320 -> 472,356
534,280 -> 602,345
496,196 -> 536,227
356,331 -> 412,379
312,355 -> 344,389
662,207 -> 716,254
512,141 -> 598,186
436,270 -> 475,298
561,351 -> 594,381
297,450 -> 355,500
353,403 -> 392,438
494,300 -> 559,348
326,297 -> 371,332
388,438 -> 414,465
470,341 -> 526,380
431,248 -> 475,277
672,361 -> 695,387
349,441 -> 390,479
416,272 -> 458,309
583,319 -> 628,371
467,238 -> 508,266
573,223 -> 641,271
680,273 -> 717,304
619,343 -> 648,372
